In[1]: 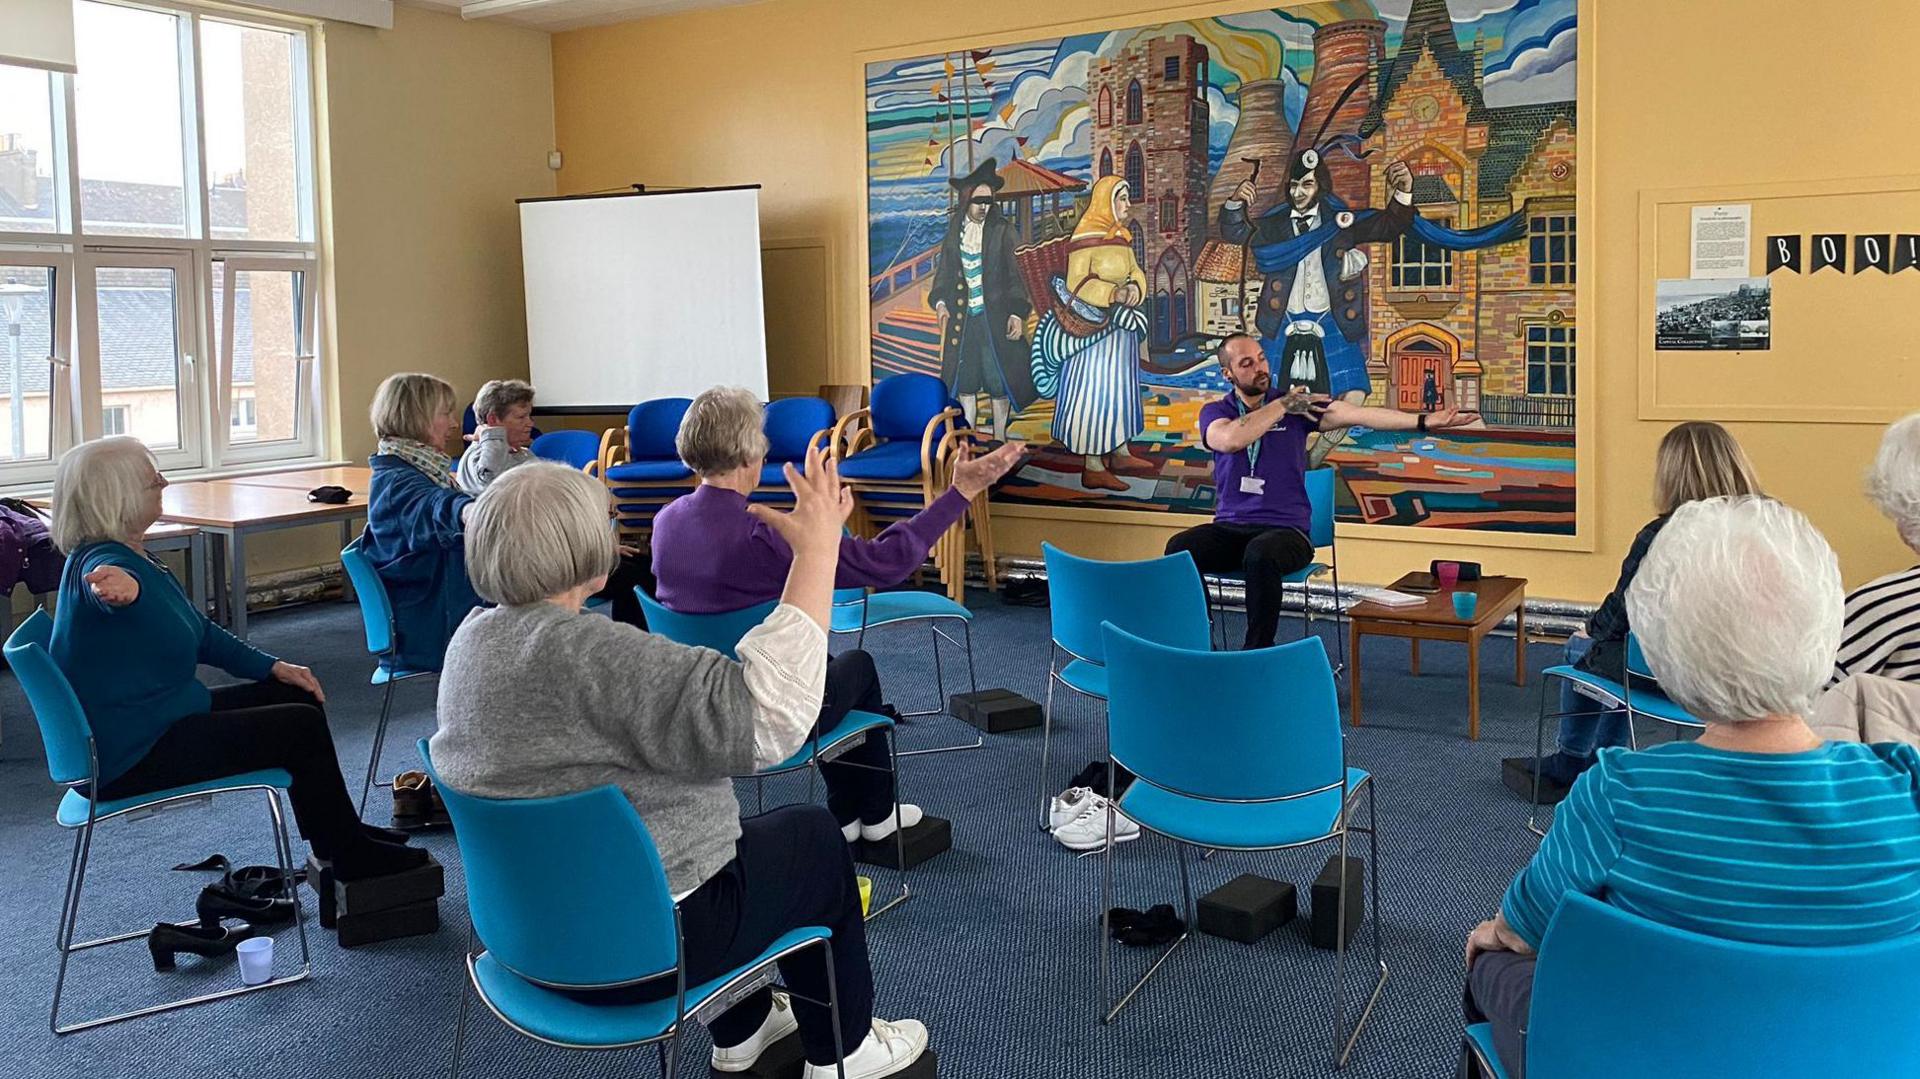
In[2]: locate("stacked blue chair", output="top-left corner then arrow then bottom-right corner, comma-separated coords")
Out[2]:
753,397 -> 837,504
832,584 -> 980,756
1100,626 -> 1385,1066
6,610 -> 310,1034
530,429 -> 604,474
341,538 -> 440,818
1462,893 -> 1920,1079
829,374 -> 976,602
1036,544 -> 1212,829
424,743 -> 851,1079
1525,631 -> 1702,835
601,398 -> 695,547
1202,466 -> 1345,668
636,592 -> 911,918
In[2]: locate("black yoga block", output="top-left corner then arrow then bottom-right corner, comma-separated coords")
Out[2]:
1197,874 -> 1297,944
1309,855 -> 1364,951
306,852 -> 445,924
948,689 -> 1043,733
336,897 -> 440,948
711,1039 -> 937,1079
854,816 -> 951,870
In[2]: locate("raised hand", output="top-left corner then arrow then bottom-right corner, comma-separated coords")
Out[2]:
951,440 -> 1028,499
1231,178 -> 1256,205
1386,160 -> 1413,194
84,565 -> 140,607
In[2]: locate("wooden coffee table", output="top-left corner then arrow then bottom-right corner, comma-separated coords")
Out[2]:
1347,575 -> 1528,740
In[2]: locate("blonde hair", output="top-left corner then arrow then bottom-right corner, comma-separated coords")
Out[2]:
473,379 -> 535,426
50,437 -> 157,552
1652,421 -> 1761,515
370,373 -> 456,443
465,463 -> 617,606
676,387 -> 768,476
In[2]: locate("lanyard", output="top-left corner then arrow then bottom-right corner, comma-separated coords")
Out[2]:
1232,392 -> 1263,473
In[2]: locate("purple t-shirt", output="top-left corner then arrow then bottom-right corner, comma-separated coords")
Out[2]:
1198,388 -> 1320,531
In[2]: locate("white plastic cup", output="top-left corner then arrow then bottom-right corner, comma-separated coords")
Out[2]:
236,936 -> 274,986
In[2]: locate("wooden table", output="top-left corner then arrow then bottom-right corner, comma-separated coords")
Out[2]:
224,465 -> 371,495
159,480 -> 365,639
1347,575 -> 1528,740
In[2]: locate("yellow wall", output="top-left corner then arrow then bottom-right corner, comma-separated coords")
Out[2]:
550,0 -> 1920,603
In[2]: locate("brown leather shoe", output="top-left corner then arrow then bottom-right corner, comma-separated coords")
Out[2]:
390,771 -> 434,829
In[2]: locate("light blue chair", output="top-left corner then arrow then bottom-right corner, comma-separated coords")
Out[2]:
6,610 -> 310,1034
1462,893 -> 1920,1079
1036,544 -> 1212,829
1202,467 -> 1345,670
635,592 -> 911,917
341,538 -> 440,819
530,429 -> 603,473
423,743 -> 850,1079
1099,625 -> 1384,1067
1525,632 -> 1702,836
833,585 -> 981,756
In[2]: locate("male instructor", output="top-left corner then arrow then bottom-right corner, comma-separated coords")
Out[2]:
1167,333 -> 1477,650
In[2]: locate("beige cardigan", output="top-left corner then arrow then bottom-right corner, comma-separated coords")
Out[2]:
1811,674 -> 1920,747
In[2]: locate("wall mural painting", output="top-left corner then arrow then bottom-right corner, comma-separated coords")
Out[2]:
865,0 -> 1578,534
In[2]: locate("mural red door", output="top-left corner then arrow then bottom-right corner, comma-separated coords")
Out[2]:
1391,335 -> 1454,412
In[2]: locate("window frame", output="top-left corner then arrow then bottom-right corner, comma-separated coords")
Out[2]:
1528,208 -> 1576,286
214,254 -> 319,463
1524,321 -> 1576,398
1391,215 -> 1455,290
0,0 -> 327,488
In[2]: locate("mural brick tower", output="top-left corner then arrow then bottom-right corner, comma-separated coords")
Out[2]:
1091,33 -> 1210,346
1295,19 -> 1385,208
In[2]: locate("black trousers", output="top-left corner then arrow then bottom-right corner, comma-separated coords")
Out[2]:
818,650 -> 895,827
97,680 -> 363,862
598,552 -> 654,630
1164,522 -> 1315,649
1460,951 -> 1534,1079
583,805 -> 873,1067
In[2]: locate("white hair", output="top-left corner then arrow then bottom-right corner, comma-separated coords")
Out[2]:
676,386 -> 768,476
50,437 -> 156,552
464,463 -> 616,606
1626,496 -> 1842,723
1866,413 -> 1920,550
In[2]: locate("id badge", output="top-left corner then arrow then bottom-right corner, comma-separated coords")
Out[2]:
1239,475 -> 1265,495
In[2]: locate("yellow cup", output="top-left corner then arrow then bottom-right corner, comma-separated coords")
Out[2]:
858,876 -> 873,917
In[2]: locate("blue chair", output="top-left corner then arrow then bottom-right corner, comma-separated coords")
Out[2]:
531,429 -> 603,474
829,375 -> 974,602
1525,631 -> 1702,836
341,538 -> 440,819
423,742 -> 851,1079
634,592 -> 911,918
602,398 -> 695,547
1100,625 -> 1384,1065
1202,467 -> 1345,670
1462,893 -> 1920,1079
464,403 -> 541,441
754,397 -> 837,503
6,610 -> 310,1034
832,585 -> 981,756
1036,544 -> 1212,830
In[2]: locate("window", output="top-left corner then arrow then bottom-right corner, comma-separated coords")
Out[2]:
1158,194 -> 1177,228
1097,86 -> 1112,127
1125,142 -> 1145,203
0,2 -> 325,483
1125,80 -> 1143,124
1098,148 -> 1113,177
1526,323 -> 1575,396
1530,213 -> 1575,285
1392,219 -> 1454,289
1163,56 -> 1180,82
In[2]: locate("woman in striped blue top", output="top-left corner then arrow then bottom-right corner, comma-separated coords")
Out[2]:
1462,496 -> 1920,1079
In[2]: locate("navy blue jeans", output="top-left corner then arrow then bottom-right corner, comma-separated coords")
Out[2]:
1556,634 -> 1630,757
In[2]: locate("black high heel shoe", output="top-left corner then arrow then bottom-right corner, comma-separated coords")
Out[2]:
196,885 -> 295,928
147,922 -> 257,972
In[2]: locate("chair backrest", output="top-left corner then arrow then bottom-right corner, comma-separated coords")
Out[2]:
421,741 -> 680,989
5,609 -> 95,786
1624,632 -> 1655,681
1103,624 -> 1342,802
462,404 -> 477,437
627,398 -> 694,460
1304,467 -> 1335,550
1042,543 -> 1210,662
634,592 -> 778,661
531,429 -> 602,471
1526,893 -> 1920,1077
764,397 -> 836,463
868,373 -> 951,442
340,538 -> 395,657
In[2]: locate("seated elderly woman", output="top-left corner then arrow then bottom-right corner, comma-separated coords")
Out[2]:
360,372 -> 482,672
1461,495 -> 1920,1079
431,454 -> 928,1079
48,438 -> 425,880
651,386 -> 1023,842
1835,412 -> 1920,684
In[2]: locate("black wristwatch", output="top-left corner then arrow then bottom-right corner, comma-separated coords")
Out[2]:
1417,413 -> 1429,433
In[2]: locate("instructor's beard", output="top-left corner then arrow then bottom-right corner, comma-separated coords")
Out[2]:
1230,370 -> 1271,398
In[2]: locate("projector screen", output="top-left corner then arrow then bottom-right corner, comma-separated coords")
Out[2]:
518,186 -> 767,410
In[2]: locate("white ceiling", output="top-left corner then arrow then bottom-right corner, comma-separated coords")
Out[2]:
404,0 -> 763,33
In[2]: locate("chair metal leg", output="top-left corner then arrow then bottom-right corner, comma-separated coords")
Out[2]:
1334,781 -> 1390,1070
1102,828 -> 1194,1024
359,675 -> 399,820
1527,676 -> 1552,839
1331,562 -> 1348,676
864,729 -> 913,921
824,937 -> 849,1079
898,620 -> 983,757
1038,647 -> 1060,831
48,820 -> 92,1033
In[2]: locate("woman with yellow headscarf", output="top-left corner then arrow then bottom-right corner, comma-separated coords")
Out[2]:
1029,175 -> 1152,493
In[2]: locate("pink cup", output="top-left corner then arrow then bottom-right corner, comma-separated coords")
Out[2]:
1435,561 -> 1460,591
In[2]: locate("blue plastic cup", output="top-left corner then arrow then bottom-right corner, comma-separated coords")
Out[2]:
1451,591 -> 1478,620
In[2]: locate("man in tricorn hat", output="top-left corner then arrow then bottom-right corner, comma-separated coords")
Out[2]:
928,157 -> 1035,441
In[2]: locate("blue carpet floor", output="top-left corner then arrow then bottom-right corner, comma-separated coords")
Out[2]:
0,591 -> 1571,1079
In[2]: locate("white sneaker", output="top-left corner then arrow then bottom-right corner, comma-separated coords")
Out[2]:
802,1017 -> 929,1079
1050,788 -> 1140,851
842,804 -> 923,843
711,991 -> 798,1072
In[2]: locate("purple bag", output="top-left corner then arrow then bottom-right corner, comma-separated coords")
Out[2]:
0,498 -> 64,596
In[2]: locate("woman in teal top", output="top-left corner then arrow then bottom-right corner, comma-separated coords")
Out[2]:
49,438 -> 425,881
1462,496 -> 1920,1079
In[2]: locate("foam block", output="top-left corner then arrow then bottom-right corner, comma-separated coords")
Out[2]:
1197,874 -> 1296,944
306,852 -> 445,923
335,896 -> 440,948
1309,854 -> 1364,951
709,1040 -> 937,1079
854,816 -> 951,870
948,689 -> 1043,733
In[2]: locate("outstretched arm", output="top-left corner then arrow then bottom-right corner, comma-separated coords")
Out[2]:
1317,400 -> 1478,434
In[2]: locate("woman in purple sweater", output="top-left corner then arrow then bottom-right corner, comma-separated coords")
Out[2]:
652,387 -> 1022,842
